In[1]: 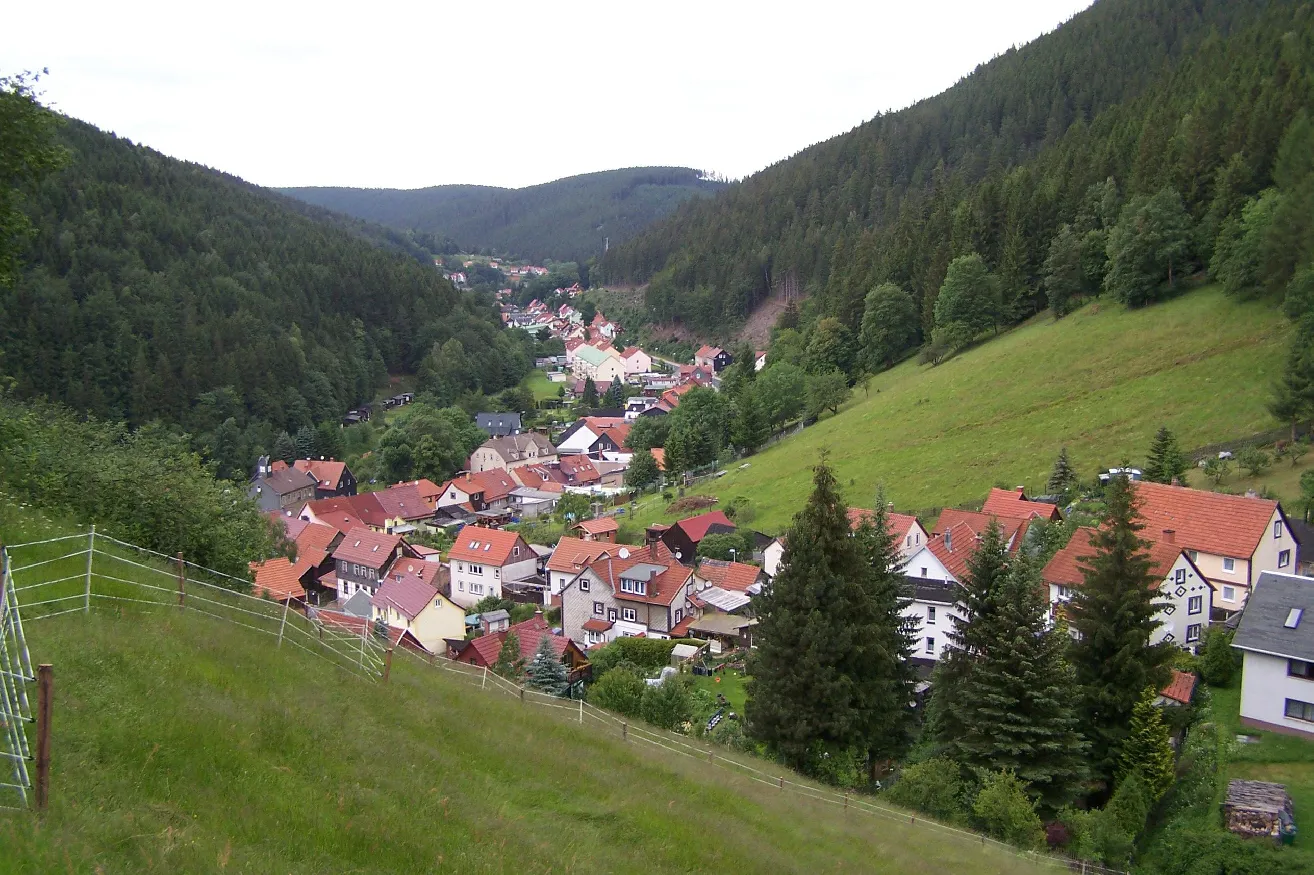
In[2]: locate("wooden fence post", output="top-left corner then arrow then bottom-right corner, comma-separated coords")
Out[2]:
519,686 -> 525,703
621,721 -> 627,741
35,664 -> 52,812
578,698 -> 583,724
383,648 -> 393,684
777,775 -> 783,790
83,525 -> 95,613
175,553 -> 186,609
481,666 -> 488,690
277,597 -> 291,648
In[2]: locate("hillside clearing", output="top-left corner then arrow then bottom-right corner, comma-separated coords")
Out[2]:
637,287 -> 1291,533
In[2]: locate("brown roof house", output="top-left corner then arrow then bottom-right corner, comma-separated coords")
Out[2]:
559,543 -> 697,648
469,433 -> 558,473
446,526 -> 537,609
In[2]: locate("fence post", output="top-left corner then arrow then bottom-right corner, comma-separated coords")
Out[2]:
778,775 -> 783,790
578,698 -> 583,724
357,623 -> 367,672
481,666 -> 488,690
175,553 -> 186,609
277,597 -> 291,648
520,686 -> 525,703
83,525 -> 95,612
383,648 -> 393,684
621,721 -> 627,741
708,749 -> 714,764
35,664 -> 52,812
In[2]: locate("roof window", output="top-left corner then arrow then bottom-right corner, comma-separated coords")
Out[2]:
1287,608 -> 1304,629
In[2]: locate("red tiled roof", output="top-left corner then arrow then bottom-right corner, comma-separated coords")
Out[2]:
982,487 -> 1062,522
304,495 -> 387,530
447,526 -> 529,567
316,610 -> 426,652
676,510 -> 735,543
293,459 -> 348,490
372,484 -> 431,521
847,508 -> 924,539
695,345 -> 723,359
926,523 -> 980,582
371,573 -> 440,620
1130,481 -> 1280,560
546,537 -> 622,573
332,527 -> 404,570
294,522 -> 340,561
582,618 -> 614,632
695,559 -> 762,592
670,616 -> 695,637
584,544 -> 694,607
463,615 -> 579,668
559,455 -> 600,484
933,509 -> 1029,550
250,557 -> 305,602
1160,669 -> 1197,704
621,346 -> 642,358
575,518 -> 619,536
461,469 -> 518,503
661,383 -> 695,407
1041,527 -> 1190,591
281,516 -> 310,540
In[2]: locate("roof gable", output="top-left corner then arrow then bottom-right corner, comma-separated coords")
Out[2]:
371,573 -> 441,620
331,526 -> 405,569
675,510 -> 735,543
1131,481 -> 1280,559
981,487 -> 1062,522
447,526 -> 528,566
1042,527 -> 1197,590
547,537 -> 620,573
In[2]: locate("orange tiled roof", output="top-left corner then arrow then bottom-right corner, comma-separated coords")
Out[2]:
447,526 -> 528,567
585,544 -> 693,607
1160,669 -> 1197,704
676,510 -> 735,543
1042,527 -> 1189,591
294,521 -> 339,558
847,508 -> 923,539
332,527 -> 404,569
292,459 -> 348,490
933,509 -> 1029,550
575,518 -> 619,536
982,487 -> 1062,522
547,537 -> 622,573
696,559 -> 762,592
650,448 -> 665,471
1131,481 -> 1280,560
249,557 -> 306,602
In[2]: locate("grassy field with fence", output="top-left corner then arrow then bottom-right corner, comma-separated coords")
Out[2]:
0,497 -> 1096,874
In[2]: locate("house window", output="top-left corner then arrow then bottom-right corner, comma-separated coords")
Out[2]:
580,578 -> 590,592
593,601 -> 604,616
494,569 -> 500,579
622,607 -> 637,622
1222,557 -> 1235,572
1285,699 -> 1314,723
1057,586 -> 1072,600
1174,568 -> 1186,584
920,566 -> 928,578
1276,520 -> 1283,539
469,564 -> 484,575
514,546 -> 521,557
1222,585 -> 1236,602
457,581 -> 464,591
927,607 -> 936,625
1289,660 -> 1314,680
906,535 -> 912,547
1185,624 -> 1201,643
608,608 -> 617,622
675,609 -> 683,623
471,583 -> 484,595
1280,550 -> 1292,568
925,637 -> 935,654
1188,596 -> 1202,615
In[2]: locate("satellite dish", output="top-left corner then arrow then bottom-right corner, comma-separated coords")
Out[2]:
675,551 -> 682,560
618,547 -> 630,560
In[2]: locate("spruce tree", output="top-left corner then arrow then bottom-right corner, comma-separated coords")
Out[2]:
581,377 -> 599,408
493,632 -> 525,679
747,455 -> 900,774
730,388 -> 768,455
1068,474 -> 1175,789
602,376 -> 624,409
1117,688 -> 1175,801
272,430 -> 296,465
294,424 -> 317,460
527,636 -> 569,696
851,494 -> 919,769
1047,447 -> 1078,496
944,551 -> 1088,810
1143,426 -> 1188,484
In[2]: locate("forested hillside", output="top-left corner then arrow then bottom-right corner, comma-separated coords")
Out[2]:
0,119 -> 533,477
598,0 -> 1313,345
283,167 -> 727,264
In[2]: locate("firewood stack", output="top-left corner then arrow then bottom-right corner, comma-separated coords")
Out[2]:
1221,780 -> 1294,842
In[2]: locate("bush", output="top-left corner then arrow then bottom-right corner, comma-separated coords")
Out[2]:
1237,445 -> 1272,477
885,757 -> 969,823
1199,627 -> 1240,687
588,637 -> 682,680
972,771 -> 1045,850
1105,772 -> 1153,839
803,741 -> 864,789
640,675 -> 695,731
587,668 -> 645,717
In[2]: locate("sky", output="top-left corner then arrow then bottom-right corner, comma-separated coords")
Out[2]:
3,1 -> 1096,190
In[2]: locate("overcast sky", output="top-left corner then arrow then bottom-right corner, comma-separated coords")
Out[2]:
4,1 -> 1095,190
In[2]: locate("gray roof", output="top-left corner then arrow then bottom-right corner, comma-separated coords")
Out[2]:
1233,571 -> 1314,661
342,589 -> 374,618
476,412 -> 522,435
481,609 -> 510,623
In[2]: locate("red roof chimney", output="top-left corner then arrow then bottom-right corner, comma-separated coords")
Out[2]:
1016,486 -> 1025,494
1163,529 -> 1175,544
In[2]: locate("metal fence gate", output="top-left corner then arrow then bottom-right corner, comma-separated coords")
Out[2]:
0,547 -> 35,809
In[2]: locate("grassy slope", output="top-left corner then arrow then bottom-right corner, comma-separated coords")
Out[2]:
640,287 -> 1291,534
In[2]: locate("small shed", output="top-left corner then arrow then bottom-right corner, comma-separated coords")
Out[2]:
670,643 -> 703,667
1222,780 -> 1295,844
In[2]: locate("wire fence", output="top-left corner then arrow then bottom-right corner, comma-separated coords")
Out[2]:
0,547 -> 36,810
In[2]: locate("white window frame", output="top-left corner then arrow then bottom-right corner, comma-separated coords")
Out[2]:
1280,549 -> 1291,568
470,583 -> 484,595
579,578 -> 590,592
593,601 -> 604,616
1188,595 -> 1202,615
1276,520 -> 1283,539
1222,557 -> 1236,572
1222,585 -> 1236,602
469,563 -> 484,575
1186,624 -> 1201,643
925,636 -> 935,654
926,606 -> 936,625
608,608 -> 617,622
622,607 -> 637,622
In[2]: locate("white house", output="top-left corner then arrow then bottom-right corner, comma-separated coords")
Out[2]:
1043,528 -> 1213,650
764,509 -> 930,577
1132,481 -> 1298,613
619,346 -> 652,376
446,526 -> 536,609
572,345 -> 626,384
904,577 -> 963,663
1233,571 -> 1314,739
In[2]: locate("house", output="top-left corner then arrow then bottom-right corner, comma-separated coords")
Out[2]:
250,557 -> 309,604
510,486 -> 559,519
754,350 -> 767,372
291,459 -> 357,498
369,572 -> 466,653
556,417 -> 630,457
619,346 -> 651,376
572,345 -> 627,384
981,487 -> 1062,523
297,499 -> 369,538
847,506 -> 931,561
676,365 -> 715,387
1232,571 -> 1314,738
557,456 -> 602,488
693,345 -> 733,372
1157,669 -> 1198,707
372,484 -> 434,535
560,542 -> 696,647
545,537 -> 626,602
451,613 -> 590,682
476,412 -> 522,437
1042,527 -> 1213,650
651,511 -> 736,566
438,470 -> 520,515
330,527 -> 419,601
479,609 -> 511,635
574,518 -> 619,543
249,456 -> 319,513
284,520 -> 343,604
446,526 -> 537,609
624,396 -> 660,421
1131,481 -> 1297,613
762,538 -> 785,578
564,337 -> 586,365
904,575 -> 963,664
1291,519 -> 1314,576
469,433 -> 557,472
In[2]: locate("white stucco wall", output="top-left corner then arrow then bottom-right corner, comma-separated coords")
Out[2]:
1239,650 -> 1314,738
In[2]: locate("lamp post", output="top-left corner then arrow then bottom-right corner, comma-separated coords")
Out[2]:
729,549 -> 737,563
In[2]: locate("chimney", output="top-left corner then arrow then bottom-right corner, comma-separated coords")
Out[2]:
887,502 -> 895,510
944,530 -> 952,552
1163,529 -> 1175,544
1170,477 -> 1180,487
1016,486 -> 1025,494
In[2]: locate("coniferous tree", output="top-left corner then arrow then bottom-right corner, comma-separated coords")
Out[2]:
1117,688 -> 1175,801
272,430 -> 297,465
747,456 -> 907,776
602,376 -> 624,409
1042,224 -> 1087,316
527,636 -> 569,696
1047,447 -> 1078,496
294,425 -> 317,460
1143,426 -> 1188,484
944,550 -> 1088,809
494,632 -> 525,679
730,388 -> 768,455
1068,474 -> 1175,789
852,495 -> 919,769
581,377 -> 599,408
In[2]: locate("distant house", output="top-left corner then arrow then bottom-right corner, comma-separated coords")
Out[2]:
619,346 -> 651,376
292,459 -> 357,498
370,572 -> 466,653
545,537 -> 626,602
372,484 -> 434,535
1043,527 -> 1213,650
330,527 -> 420,602
653,510 -> 736,566
1232,571 -> 1314,738
249,456 -> 318,513
981,487 -> 1062,522
476,412 -> 523,437
574,518 -> 619,543
754,350 -> 767,371
469,433 -> 557,472
446,526 -> 537,609
556,418 -> 630,457
1130,481 -> 1297,614
451,614 -> 590,682
694,345 -> 733,372
846,507 -> 931,561
572,345 -> 627,384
